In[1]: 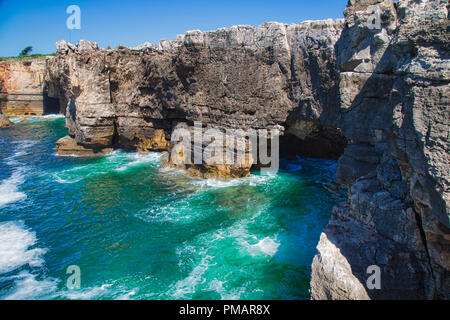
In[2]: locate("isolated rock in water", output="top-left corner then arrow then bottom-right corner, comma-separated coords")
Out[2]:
0,113 -> 13,128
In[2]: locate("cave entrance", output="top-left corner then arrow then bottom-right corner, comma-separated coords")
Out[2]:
279,121 -> 347,161
43,92 -> 62,115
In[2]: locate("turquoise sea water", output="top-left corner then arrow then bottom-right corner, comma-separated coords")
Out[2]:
0,117 -> 344,300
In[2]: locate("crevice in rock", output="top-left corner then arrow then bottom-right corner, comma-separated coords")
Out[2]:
112,118 -> 120,149
413,206 -> 438,299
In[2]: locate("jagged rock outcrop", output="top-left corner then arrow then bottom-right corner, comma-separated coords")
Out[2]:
0,111 -> 13,128
0,58 -> 46,116
44,0 -> 449,299
310,0 -> 449,299
46,20 -> 346,171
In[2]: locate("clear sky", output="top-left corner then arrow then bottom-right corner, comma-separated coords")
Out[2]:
0,0 -> 347,57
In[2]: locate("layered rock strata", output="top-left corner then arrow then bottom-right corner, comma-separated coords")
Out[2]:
0,111 -> 13,129
46,20 -> 346,175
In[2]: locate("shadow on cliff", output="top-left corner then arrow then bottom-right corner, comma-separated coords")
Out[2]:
314,11 -> 448,299
43,84 -> 61,115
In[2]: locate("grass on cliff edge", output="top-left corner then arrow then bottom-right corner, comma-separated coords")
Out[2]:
0,53 -> 56,62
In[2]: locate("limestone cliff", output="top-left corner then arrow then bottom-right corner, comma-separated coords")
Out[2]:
44,0 -> 449,299
0,58 -> 47,117
46,21 -> 346,168
310,0 -> 449,299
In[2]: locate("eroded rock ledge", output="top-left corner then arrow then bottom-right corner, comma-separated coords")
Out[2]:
43,0 -> 449,299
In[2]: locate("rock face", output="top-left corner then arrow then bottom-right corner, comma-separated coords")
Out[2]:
310,0 -> 449,299
46,21 -> 345,167
55,135 -> 113,157
44,0 -> 449,299
0,58 -> 47,116
0,111 -> 13,128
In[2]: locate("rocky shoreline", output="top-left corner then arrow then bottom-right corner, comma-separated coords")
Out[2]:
1,0 -> 448,299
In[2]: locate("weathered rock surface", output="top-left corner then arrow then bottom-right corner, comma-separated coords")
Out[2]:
0,58 -> 47,116
43,0 -> 449,299
55,135 -> 113,157
46,20 -> 345,169
311,0 -> 449,300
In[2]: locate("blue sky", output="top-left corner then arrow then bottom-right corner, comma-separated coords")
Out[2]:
0,0 -> 347,57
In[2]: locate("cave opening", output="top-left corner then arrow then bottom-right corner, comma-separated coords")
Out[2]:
279,124 -> 348,161
43,92 -> 62,115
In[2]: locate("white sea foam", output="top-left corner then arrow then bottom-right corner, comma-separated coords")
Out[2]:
0,170 -> 27,207
136,194 -> 198,223
52,165 -> 89,184
0,139 -> 36,207
207,279 -> 245,300
171,254 -> 216,299
0,222 -> 56,300
225,219 -> 280,257
2,271 -> 58,300
10,114 -> 65,124
54,153 -> 81,158
5,140 -> 36,166
189,174 -> 274,189
158,166 -> 186,177
14,140 -> 37,149
250,237 -> 280,257
61,283 -> 114,300
53,152 -> 161,184
59,281 -> 137,300
114,152 -> 161,172
0,221 -> 47,274
116,289 -> 138,300
9,117 -> 24,124
170,205 -> 277,299
37,114 -> 65,119
53,175 -> 84,184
